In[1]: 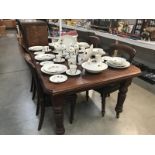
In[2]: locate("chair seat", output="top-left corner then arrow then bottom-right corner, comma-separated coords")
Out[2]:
95,83 -> 120,95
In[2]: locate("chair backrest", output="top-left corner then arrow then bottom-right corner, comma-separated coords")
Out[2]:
19,20 -> 48,49
24,53 -> 36,73
108,43 -> 136,62
77,30 -> 89,42
88,36 -> 101,48
24,53 -> 43,95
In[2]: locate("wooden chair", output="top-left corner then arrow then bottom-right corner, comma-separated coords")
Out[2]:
69,43 -> 136,123
77,30 -> 89,42
24,53 -> 76,128
18,20 -> 48,50
85,35 -> 101,100
24,53 -> 48,130
93,43 -> 136,118
88,36 -> 101,48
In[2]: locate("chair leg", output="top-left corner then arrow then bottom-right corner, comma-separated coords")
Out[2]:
86,90 -> 89,101
36,93 -> 40,116
101,93 -> 106,117
70,102 -> 76,124
32,83 -> 36,100
30,76 -> 33,92
38,95 -> 45,131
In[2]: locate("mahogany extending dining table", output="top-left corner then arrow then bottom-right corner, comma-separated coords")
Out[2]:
31,56 -> 141,134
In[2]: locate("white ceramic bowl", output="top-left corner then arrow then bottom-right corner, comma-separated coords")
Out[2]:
82,62 -> 108,73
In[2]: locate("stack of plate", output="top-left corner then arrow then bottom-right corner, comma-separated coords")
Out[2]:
34,54 -> 55,61
28,46 -> 43,51
41,64 -> 68,75
29,46 -> 51,52
107,57 -> 130,68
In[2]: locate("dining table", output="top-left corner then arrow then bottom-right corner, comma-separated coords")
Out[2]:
29,50 -> 141,135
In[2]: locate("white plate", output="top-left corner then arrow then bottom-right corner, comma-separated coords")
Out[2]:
49,74 -> 68,83
41,67 -> 54,75
82,62 -> 108,73
78,42 -> 90,48
41,64 -> 67,74
53,58 -> 65,63
28,46 -> 43,51
107,61 -> 130,68
34,51 -> 45,55
66,69 -> 81,76
34,54 -> 55,61
40,61 -> 54,66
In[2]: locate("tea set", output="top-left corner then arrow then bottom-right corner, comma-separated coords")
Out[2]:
29,36 -> 130,83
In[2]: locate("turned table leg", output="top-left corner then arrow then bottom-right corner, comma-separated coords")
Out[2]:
66,94 -> 77,124
52,95 -> 65,135
115,79 -> 132,118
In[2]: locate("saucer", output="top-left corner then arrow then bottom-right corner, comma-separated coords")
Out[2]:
53,58 -> 65,63
66,69 -> 81,76
49,74 -> 68,83
40,61 -> 54,66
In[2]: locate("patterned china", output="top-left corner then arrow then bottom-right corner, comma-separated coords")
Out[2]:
49,74 -> 68,83
28,46 -> 43,51
66,69 -> 81,76
40,61 -> 54,66
41,64 -> 67,75
82,61 -> 108,73
53,58 -> 65,63
34,54 -> 55,61
106,57 -> 130,68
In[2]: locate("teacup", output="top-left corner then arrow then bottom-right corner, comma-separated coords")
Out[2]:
56,54 -> 62,62
69,64 -> 77,75
42,46 -> 49,52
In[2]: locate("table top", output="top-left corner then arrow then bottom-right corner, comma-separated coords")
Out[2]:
33,56 -> 141,96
